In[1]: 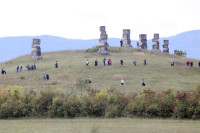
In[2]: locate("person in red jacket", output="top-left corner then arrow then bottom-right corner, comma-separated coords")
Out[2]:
186,61 -> 190,66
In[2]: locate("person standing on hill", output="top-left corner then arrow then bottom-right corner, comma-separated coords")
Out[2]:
120,59 -> 124,65
199,61 -> 200,68
141,79 -> 145,86
55,61 -> 58,68
16,65 -> 19,73
186,61 -> 190,66
86,59 -> 89,66
144,58 -> 147,66
43,74 -> 46,81
121,78 -> 124,86
120,40 -> 123,47
103,58 -> 106,66
133,59 -> 137,66
95,59 -> 98,66
19,65 -> 23,72
171,60 -> 174,66
46,74 -> 49,80
190,61 -> 193,67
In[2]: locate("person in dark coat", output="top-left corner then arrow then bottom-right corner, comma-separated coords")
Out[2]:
46,74 -> 49,80
95,59 -> 98,66
55,61 -> 58,68
120,59 -> 123,65
199,61 -> 200,68
16,65 -> 19,73
190,61 -> 193,67
144,58 -> 147,66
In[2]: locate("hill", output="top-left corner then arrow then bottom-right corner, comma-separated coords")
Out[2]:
0,47 -> 199,94
0,30 -> 200,63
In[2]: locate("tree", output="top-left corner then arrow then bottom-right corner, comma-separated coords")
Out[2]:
174,49 -> 187,57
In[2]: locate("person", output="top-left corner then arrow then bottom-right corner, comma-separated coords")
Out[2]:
33,64 -> 36,70
137,42 -> 139,48
133,59 -> 137,66
1,68 -> 6,74
20,65 -> 23,72
141,79 -> 145,86
186,61 -> 190,66
109,59 -> 112,65
171,60 -> 174,66
108,59 -> 110,65
29,64 -> 32,70
86,59 -> 89,66
144,58 -> 146,66
55,61 -> 58,68
199,61 -> 200,68
95,59 -> 98,66
46,74 -> 49,80
16,65 -> 19,73
120,59 -> 123,65
103,58 -> 106,66
120,40 -> 123,47
43,74 -> 46,81
190,61 -> 193,67
88,77 -> 92,84
121,78 -> 124,86
26,64 -> 30,71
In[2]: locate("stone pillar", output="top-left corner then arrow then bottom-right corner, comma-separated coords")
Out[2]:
152,33 -> 160,51
30,38 -> 43,60
97,26 -> 109,55
122,29 -> 132,47
162,40 -> 169,53
139,34 -> 147,49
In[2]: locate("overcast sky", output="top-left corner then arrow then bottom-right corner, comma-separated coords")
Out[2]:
0,0 -> 199,39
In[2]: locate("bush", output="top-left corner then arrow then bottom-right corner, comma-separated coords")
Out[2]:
0,85 -> 200,119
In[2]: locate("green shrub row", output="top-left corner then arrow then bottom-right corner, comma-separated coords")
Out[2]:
0,85 -> 200,119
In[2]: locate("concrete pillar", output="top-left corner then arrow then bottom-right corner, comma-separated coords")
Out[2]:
139,34 -> 147,49
122,29 -> 132,47
162,40 -> 169,53
152,33 -> 160,51
97,26 -> 109,55
30,38 -> 43,60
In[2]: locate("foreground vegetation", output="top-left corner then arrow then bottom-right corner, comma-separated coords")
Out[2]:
0,47 -> 200,94
0,118 -> 200,133
0,85 -> 200,119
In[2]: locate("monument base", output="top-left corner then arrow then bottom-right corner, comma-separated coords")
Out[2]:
97,46 -> 109,55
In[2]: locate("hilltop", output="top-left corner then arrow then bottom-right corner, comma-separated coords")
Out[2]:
0,30 -> 200,63
0,47 -> 199,94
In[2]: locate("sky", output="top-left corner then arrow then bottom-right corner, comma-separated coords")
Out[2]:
0,0 -> 199,39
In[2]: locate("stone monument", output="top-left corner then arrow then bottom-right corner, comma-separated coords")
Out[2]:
97,26 -> 109,55
122,29 -> 132,47
30,38 -> 43,60
152,33 -> 160,51
162,40 -> 169,53
139,34 -> 147,49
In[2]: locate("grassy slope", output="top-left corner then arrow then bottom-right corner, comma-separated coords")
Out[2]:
0,118 -> 200,133
0,47 -> 200,94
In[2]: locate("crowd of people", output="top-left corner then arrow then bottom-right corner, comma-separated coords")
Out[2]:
85,58 -> 147,67
43,74 -> 49,81
1,57 -> 200,87
26,64 -> 36,71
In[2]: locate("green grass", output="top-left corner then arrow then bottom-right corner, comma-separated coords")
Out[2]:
0,118 -> 200,133
0,47 -> 200,94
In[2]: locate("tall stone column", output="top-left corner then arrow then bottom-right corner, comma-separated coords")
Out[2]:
162,40 -> 169,53
97,26 -> 109,55
122,29 -> 132,47
152,33 -> 160,51
139,34 -> 147,49
30,38 -> 43,60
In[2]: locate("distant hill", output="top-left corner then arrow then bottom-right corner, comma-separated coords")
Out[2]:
0,30 -> 199,62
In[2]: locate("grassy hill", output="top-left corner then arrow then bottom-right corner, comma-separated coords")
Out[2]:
0,47 -> 200,94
